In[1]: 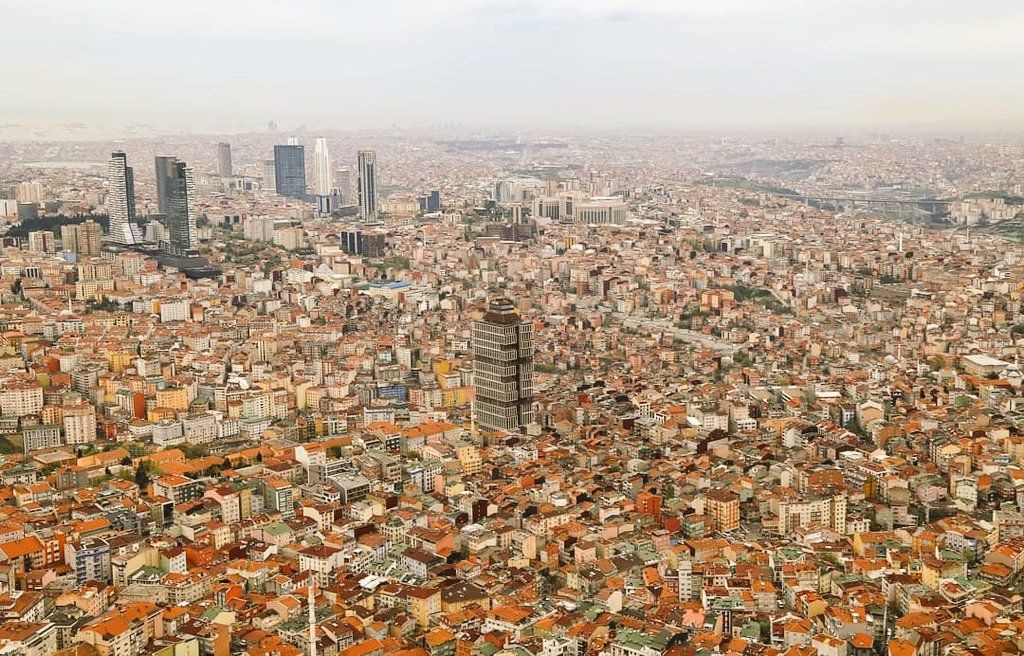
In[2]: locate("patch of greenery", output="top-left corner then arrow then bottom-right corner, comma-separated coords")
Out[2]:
720,284 -> 793,315
0,436 -> 19,454
367,256 -> 411,273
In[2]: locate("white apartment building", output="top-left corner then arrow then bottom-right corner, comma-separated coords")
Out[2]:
0,383 -> 43,417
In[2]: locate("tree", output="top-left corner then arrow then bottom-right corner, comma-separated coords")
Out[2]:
182,444 -> 209,459
134,463 -> 151,490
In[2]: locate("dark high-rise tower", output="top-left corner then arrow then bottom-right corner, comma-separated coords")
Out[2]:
217,142 -> 233,178
357,149 -> 378,221
472,298 -> 535,432
419,189 -> 440,212
274,145 -> 307,199
163,160 -> 197,255
154,156 -> 178,215
155,156 -> 197,255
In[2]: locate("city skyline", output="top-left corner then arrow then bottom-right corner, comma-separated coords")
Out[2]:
3,0 -> 1024,140
4,58 -> 1024,655
4,3 -> 1024,655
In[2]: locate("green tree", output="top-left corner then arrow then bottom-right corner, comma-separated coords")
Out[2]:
134,463 -> 151,490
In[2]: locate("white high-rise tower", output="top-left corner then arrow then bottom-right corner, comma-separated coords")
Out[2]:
313,137 -> 333,197
106,151 -> 140,245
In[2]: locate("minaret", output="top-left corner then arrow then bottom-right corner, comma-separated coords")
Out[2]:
897,232 -> 903,253
470,396 -> 477,442
882,601 -> 889,644
308,582 -> 316,656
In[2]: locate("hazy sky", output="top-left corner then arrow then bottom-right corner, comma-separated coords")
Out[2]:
4,0 -> 1024,137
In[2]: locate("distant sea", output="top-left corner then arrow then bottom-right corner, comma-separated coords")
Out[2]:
25,161 -> 106,169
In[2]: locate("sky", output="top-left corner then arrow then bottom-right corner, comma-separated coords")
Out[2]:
3,0 -> 1024,138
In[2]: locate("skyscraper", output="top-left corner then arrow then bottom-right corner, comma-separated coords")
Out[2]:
163,160 -> 198,255
106,151 -> 139,245
313,137 -> 332,197
154,156 -> 178,215
274,145 -> 307,199
357,150 -> 378,221
217,142 -> 233,178
334,166 -> 354,202
472,298 -> 535,432
262,160 -> 277,193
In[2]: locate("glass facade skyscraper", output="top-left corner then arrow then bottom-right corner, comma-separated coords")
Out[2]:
164,160 -> 198,255
274,145 -> 307,199
154,156 -> 178,215
357,149 -> 378,221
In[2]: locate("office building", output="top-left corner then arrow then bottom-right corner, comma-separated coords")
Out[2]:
472,298 -> 535,431
16,202 -> 38,221
313,137 -> 332,197
154,156 -> 178,215
316,193 -> 344,216
340,229 -> 387,257
261,160 -> 276,193
419,190 -> 441,213
274,145 -> 307,199
217,142 -> 233,178
574,196 -> 629,225
357,149 -> 378,221
162,160 -> 198,255
106,152 -> 140,245
23,424 -> 61,452
334,166 -> 354,201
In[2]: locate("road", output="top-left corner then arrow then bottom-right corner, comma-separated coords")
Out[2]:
615,313 -> 738,354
